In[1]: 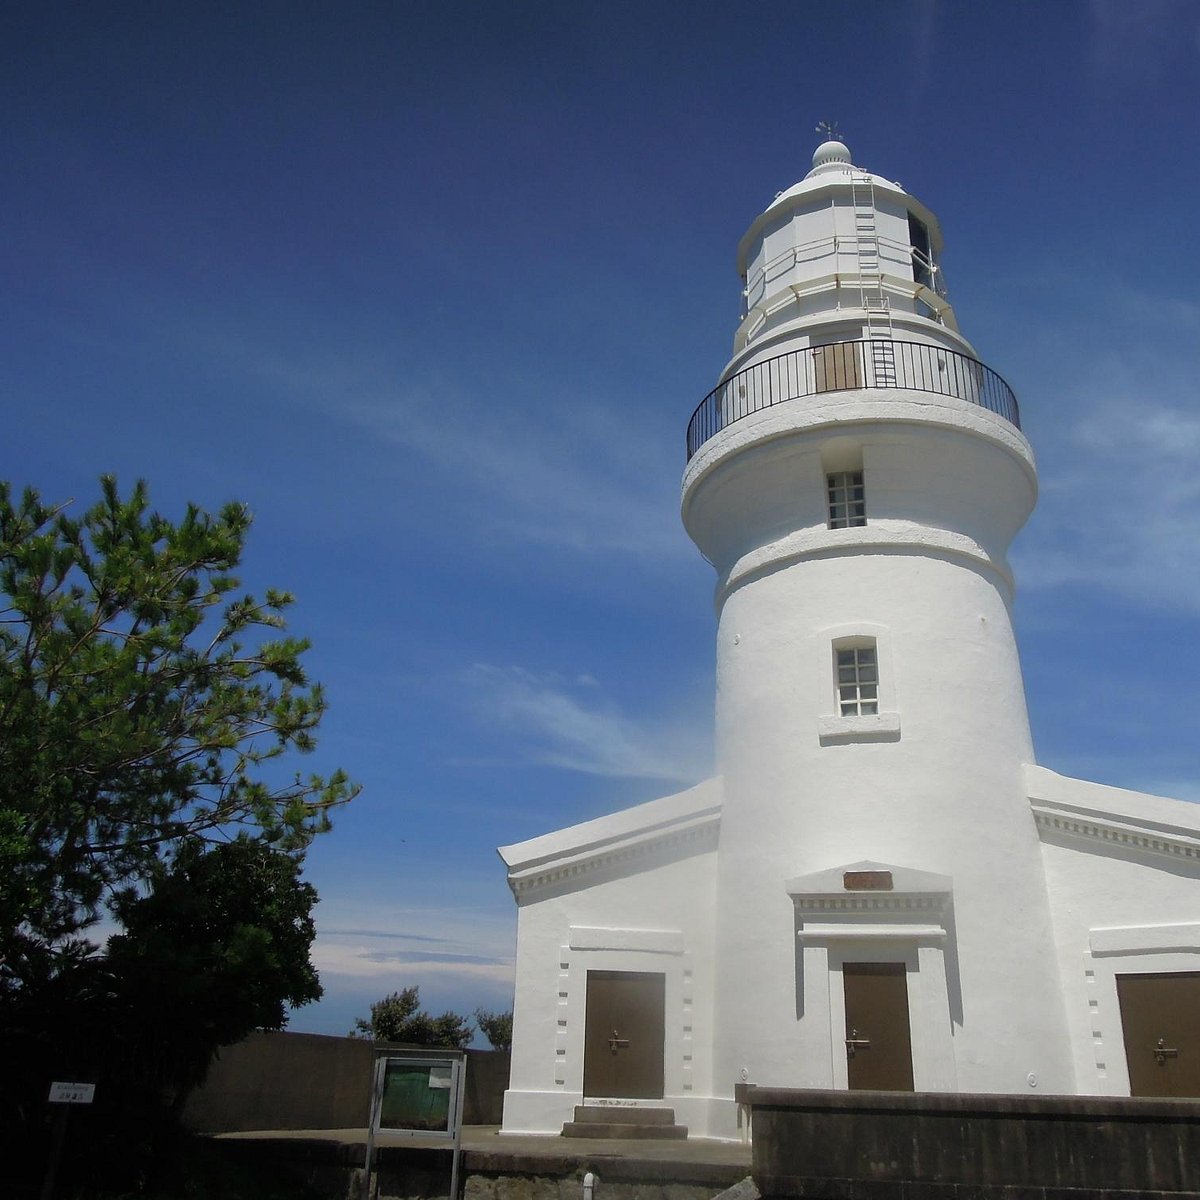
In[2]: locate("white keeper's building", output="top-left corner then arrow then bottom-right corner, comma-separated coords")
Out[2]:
497,135 -> 1200,1141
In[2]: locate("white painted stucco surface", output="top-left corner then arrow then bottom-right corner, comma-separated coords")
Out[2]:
499,780 -> 722,1135
1029,765 -> 1200,1096
497,138 -> 1200,1140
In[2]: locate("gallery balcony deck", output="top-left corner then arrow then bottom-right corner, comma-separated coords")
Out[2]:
686,339 -> 1020,461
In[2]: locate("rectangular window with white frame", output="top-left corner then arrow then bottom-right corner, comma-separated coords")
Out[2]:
827,471 -> 866,528
836,642 -> 878,716
819,627 -> 900,744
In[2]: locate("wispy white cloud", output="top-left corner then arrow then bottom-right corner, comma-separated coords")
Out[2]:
240,348 -> 690,564
311,901 -> 515,993
1014,273 -> 1200,616
457,663 -> 712,783
1018,394 -> 1200,612
343,389 -> 687,560
1103,284 -> 1200,334
1088,0 -> 1200,76
312,941 -> 514,985
1036,747 -> 1200,806
1138,779 -> 1200,806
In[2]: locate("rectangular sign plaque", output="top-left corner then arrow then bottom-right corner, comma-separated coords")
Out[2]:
48,1082 -> 95,1105
843,870 -> 894,891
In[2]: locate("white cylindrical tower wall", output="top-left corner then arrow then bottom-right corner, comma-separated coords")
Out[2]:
682,139 -> 1074,1130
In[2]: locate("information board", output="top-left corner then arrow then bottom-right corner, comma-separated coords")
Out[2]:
378,1059 -> 454,1131
363,1049 -> 467,1200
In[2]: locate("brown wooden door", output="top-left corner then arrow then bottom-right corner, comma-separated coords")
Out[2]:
815,342 -> 862,392
1117,972 -> 1200,1097
843,962 -> 914,1091
583,971 -> 665,1099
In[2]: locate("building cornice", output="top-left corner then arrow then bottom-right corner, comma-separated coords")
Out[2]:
1032,803 -> 1200,864
505,806 -> 720,899
716,523 -> 1015,609
1026,763 -> 1200,864
792,892 -> 950,918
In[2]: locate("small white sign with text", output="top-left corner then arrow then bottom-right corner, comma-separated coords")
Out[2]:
48,1081 -> 95,1104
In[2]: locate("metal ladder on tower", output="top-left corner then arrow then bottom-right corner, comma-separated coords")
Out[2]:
851,170 -> 896,387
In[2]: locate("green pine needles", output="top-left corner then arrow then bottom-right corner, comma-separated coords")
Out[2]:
0,475 -> 358,985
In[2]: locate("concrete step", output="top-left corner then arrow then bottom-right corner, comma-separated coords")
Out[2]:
560,1121 -> 689,1140
572,1106 -> 678,1125
561,1105 -> 688,1139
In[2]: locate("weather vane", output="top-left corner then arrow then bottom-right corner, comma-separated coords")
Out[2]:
816,120 -> 842,142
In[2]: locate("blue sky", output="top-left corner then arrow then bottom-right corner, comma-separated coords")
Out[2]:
5,1 -> 1200,1039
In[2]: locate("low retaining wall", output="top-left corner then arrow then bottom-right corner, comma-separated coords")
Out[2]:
748,1087 -> 1200,1199
213,1137 -> 748,1200
183,1031 -> 510,1132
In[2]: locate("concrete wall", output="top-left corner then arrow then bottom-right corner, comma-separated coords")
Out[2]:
183,1030 -> 510,1133
749,1086 -> 1200,1198
211,1136 -> 746,1200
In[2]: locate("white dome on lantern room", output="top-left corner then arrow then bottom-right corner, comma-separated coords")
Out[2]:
732,134 -> 963,365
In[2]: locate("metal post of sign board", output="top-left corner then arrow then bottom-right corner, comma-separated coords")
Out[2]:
362,1056 -> 385,1200
362,1048 -> 467,1200
42,1082 -> 96,1200
449,1055 -> 467,1200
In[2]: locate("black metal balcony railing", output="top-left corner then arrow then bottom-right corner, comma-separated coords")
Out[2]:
685,339 -> 1020,461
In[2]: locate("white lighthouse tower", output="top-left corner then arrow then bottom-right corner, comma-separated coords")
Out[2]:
498,133 -> 1200,1141
682,132 -> 1074,1101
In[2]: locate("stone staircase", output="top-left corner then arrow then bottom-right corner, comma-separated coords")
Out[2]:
561,1105 -> 688,1139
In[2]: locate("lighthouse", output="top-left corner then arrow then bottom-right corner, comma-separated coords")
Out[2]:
683,132 -> 1072,1098
499,134 -> 1200,1140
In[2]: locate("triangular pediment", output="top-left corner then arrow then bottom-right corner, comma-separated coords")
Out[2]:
786,859 -> 954,932
786,859 -> 953,898
498,777 -> 722,899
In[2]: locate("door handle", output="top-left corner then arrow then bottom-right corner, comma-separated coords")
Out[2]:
608,1028 -> 630,1052
1154,1037 -> 1179,1065
845,1027 -> 871,1058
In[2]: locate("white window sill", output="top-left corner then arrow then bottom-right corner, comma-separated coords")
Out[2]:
817,711 -> 901,745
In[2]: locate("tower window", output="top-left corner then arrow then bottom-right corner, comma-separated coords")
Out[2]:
908,213 -> 935,292
821,627 -> 900,743
827,471 -> 866,528
836,643 -> 878,717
